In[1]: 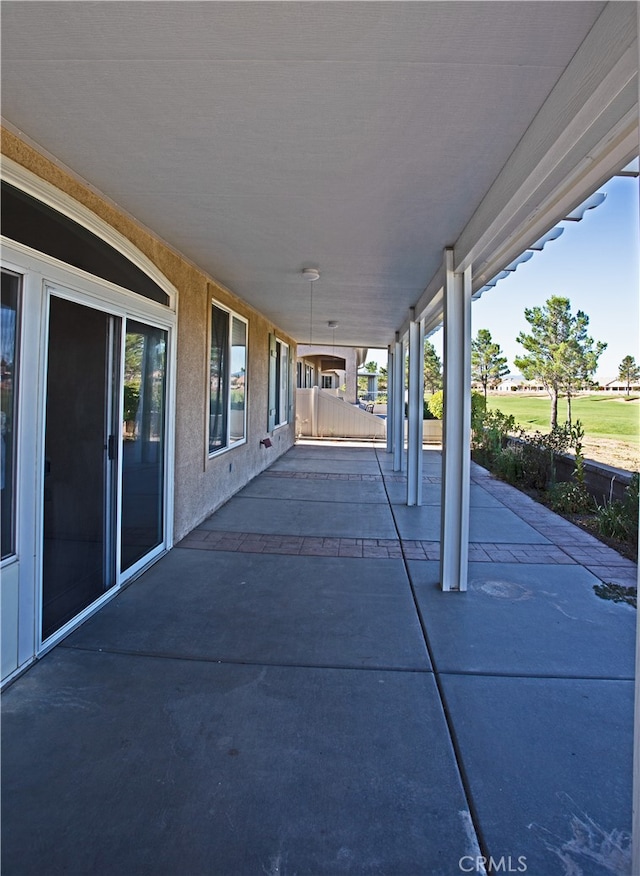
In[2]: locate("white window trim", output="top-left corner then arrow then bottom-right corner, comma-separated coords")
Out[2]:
1,157 -> 178,311
1,242 -> 177,665
273,336 -> 290,429
208,299 -> 248,458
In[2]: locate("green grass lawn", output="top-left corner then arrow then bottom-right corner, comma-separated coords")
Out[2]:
484,393 -> 640,441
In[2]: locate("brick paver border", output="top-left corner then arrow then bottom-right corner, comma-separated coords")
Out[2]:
176,457 -> 637,584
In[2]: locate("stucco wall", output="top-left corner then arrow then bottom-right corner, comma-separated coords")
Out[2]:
1,128 -> 296,542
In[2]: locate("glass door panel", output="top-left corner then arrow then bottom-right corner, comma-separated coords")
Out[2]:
121,321 -> 167,572
42,296 -> 119,640
1,270 -> 20,560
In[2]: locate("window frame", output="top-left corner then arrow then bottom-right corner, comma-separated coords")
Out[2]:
208,299 -> 248,458
268,334 -> 292,431
1,268 -> 22,563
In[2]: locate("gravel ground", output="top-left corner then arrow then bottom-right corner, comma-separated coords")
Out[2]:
579,436 -> 639,473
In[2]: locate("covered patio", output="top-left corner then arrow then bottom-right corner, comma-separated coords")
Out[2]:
1,2 -> 639,872
3,441 -> 635,875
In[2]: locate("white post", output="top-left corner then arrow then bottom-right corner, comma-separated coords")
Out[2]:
386,345 -> 393,454
310,384 -> 318,438
392,338 -> 404,472
634,548 -> 640,876
632,13 -> 640,869
407,317 -> 424,505
440,249 -> 471,592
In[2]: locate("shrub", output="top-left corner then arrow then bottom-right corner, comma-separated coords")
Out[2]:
471,391 -> 486,429
427,390 -> 443,420
547,481 -> 592,514
423,400 -> 437,419
427,389 -> 485,425
596,501 -> 630,541
472,408 -> 515,451
517,424 -> 574,491
492,444 -> 524,485
596,473 -> 639,548
471,407 -> 517,472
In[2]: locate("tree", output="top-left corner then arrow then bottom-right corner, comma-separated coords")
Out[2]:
618,355 -> 640,396
514,296 -> 606,429
471,329 -> 509,401
557,336 -> 603,426
423,340 -> 443,395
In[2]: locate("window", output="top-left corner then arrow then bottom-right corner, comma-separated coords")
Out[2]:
321,375 -> 333,389
1,270 -> 20,560
1,182 -> 169,306
268,335 -> 292,431
209,302 -> 247,455
296,362 -> 314,389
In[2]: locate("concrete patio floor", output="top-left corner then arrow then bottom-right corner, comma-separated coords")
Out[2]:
2,442 -> 636,876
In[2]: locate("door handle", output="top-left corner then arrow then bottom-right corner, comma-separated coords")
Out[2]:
107,435 -> 116,460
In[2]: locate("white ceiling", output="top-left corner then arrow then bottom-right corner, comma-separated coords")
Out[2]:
1,1 -> 635,347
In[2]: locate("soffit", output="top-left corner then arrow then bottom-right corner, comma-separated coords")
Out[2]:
1,1 -> 611,346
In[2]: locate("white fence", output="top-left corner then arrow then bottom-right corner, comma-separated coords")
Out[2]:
296,388 -> 386,439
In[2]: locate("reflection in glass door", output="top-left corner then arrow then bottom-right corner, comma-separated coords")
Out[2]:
1,270 -> 20,561
42,296 -> 120,640
121,321 -> 167,573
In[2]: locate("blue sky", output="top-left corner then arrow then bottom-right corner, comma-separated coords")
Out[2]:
368,168 -> 639,382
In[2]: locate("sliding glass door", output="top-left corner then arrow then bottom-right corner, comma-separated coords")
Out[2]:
42,296 -> 169,641
42,296 -> 120,640
121,321 -> 167,573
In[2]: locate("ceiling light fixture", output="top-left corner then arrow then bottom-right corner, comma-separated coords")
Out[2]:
328,320 -> 338,353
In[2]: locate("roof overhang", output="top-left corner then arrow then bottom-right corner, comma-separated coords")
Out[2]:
1,2 -> 637,347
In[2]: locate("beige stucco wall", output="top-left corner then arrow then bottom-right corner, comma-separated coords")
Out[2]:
1,127 -> 296,542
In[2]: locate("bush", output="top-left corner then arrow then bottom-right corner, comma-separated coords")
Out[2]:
423,400 -> 437,419
517,425 -> 574,491
596,473 -> 639,547
471,408 -> 517,471
427,390 -> 443,420
547,481 -> 592,514
492,444 -> 524,485
427,389 -> 485,424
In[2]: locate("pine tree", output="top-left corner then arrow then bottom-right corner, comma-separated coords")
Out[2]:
423,340 -> 443,395
618,355 -> 640,396
471,329 -> 509,401
514,296 -> 606,429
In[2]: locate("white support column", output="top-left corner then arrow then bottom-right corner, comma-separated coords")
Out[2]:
407,317 -> 424,505
392,338 -> 404,472
632,13 -> 639,872
386,345 -> 393,454
634,551 -> 640,876
440,249 -> 471,592
310,384 -> 319,438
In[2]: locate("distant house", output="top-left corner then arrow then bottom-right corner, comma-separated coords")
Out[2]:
600,378 -> 640,393
495,376 -> 545,392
